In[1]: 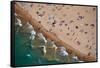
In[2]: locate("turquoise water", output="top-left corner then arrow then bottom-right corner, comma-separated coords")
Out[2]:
15,30 -> 62,66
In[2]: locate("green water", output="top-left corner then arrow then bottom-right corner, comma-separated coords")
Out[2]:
15,31 -> 63,66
